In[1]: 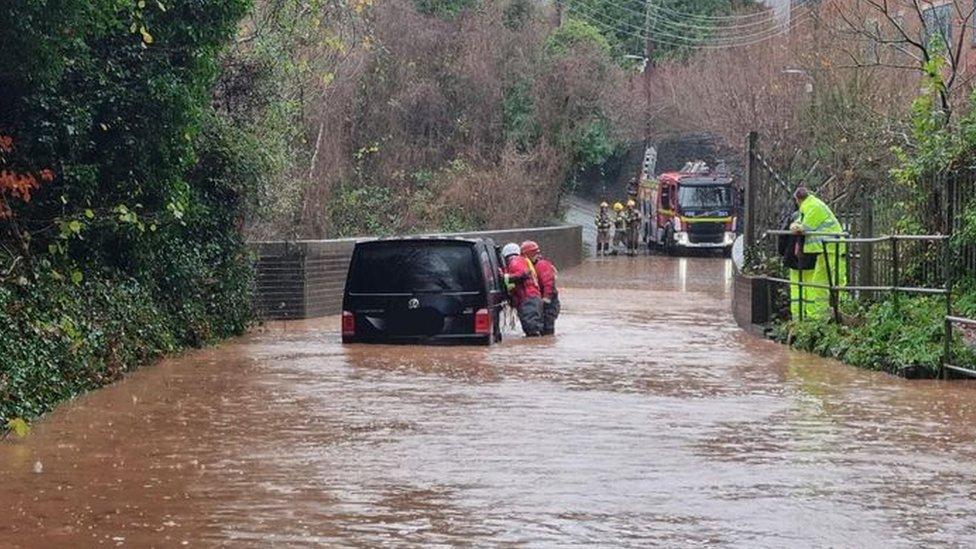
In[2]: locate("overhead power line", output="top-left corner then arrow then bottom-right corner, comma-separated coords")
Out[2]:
563,7 -> 809,49
567,1 -> 809,35
645,0 -> 788,22
563,2 -> 814,49
579,0 -> 792,33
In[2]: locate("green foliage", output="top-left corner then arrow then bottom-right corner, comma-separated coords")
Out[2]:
5,417 -> 30,438
541,19 -> 625,188
891,56 -> 953,186
313,2 -> 638,234
651,0 -> 746,59
503,0 -> 535,30
327,182 -> 400,237
565,0 -> 755,62
572,118 -> 617,168
887,57 -> 976,241
439,206 -> 482,233
775,295 -> 974,377
954,279 -> 976,317
414,0 -> 477,17
0,0 -> 254,428
562,0 -> 643,60
503,80 -> 540,152
546,19 -> 611,58
955,200 -> 976,260
0,269 -> 247,425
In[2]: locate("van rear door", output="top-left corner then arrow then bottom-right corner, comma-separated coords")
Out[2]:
345,240 -> 485,338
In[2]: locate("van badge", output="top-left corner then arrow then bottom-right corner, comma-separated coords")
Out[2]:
407,298 -> 420,309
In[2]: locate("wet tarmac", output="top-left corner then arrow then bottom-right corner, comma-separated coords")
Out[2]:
3,256 -> 976,547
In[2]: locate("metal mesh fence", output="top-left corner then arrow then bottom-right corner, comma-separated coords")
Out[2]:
746,136 -> 973,293
743,133 -> 976,376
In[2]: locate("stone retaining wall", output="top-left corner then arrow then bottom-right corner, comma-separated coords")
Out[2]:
251,225 -> 583,320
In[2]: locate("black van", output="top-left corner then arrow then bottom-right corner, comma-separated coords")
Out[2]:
341,237 -> 507,345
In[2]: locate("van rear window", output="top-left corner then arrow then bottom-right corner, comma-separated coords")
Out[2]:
348,241 -> 481,294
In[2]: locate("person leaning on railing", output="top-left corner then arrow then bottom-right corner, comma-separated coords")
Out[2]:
789,186 -> 847,320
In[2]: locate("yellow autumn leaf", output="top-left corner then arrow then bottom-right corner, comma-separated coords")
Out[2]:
6,418 -> 30,438
140,26 -> 154,45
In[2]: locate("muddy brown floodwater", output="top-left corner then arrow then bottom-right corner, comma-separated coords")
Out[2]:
3,256 -> 976,547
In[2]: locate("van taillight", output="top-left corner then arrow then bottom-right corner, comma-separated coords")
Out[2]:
474,308 -> 491,335
342,311 -> 355,336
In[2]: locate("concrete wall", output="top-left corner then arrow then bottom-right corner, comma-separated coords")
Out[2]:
251,225 -> 583,320
732,270 -> 769,337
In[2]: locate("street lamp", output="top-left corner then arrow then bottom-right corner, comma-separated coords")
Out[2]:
624,54 -> 648,73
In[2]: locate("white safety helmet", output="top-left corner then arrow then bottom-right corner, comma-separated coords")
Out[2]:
502,242 -> 521,258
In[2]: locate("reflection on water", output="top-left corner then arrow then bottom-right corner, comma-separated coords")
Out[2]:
2,256 -> 975,546
678,257 -> 687,292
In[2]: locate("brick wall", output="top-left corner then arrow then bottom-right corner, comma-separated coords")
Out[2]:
251,225 -> 583,320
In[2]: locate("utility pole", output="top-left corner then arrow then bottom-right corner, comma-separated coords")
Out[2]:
745,132 -> 758,248
643,0 -> 654,143
643,0 -> 654,64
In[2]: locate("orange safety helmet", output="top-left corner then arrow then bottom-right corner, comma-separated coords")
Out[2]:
520,240 -> 541,258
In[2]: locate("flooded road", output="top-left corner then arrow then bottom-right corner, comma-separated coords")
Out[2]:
3,256 -> 976,547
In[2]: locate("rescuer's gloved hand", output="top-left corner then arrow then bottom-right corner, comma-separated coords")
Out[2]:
542,298 -> 551,305
502,273 -> 515,292
790,222 -> 803,233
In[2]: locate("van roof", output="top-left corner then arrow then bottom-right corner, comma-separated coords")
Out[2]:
355,236 -> 488,246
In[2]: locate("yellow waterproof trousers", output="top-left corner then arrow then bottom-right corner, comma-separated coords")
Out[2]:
790,245 -> 847,320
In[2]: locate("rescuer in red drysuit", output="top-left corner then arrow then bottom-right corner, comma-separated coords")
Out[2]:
521,240 -> 560,336
501,242 -> 543,337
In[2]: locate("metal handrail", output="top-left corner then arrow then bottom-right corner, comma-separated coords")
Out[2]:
753,229 -> 969,377
944,364 -> 976,377
947,315 -> 976,327
763,229 -> 947,243
763,229 -> 851,238
762,277 -> 949,296
825,234 -> 950,244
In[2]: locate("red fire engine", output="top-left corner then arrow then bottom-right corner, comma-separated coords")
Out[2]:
637,161 -> 738,254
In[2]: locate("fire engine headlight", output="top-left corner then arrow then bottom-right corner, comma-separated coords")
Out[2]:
676,231 -> 689,244
724,232 -> 736,245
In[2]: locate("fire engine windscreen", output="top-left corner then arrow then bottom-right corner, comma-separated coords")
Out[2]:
678,185 -> 732,212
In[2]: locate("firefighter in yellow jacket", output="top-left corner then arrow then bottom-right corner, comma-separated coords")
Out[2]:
624,199 -> 641,256
611,202 -> 626,255
789,187 -> 846,319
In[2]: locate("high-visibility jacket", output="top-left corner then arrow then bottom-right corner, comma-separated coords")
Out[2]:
613,212 -> 626,230
798,195 -> 842,254
625,208 -> 641,228
534,257 -> 558,300
504,255 -> 541,307
595,211 -> 613,230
